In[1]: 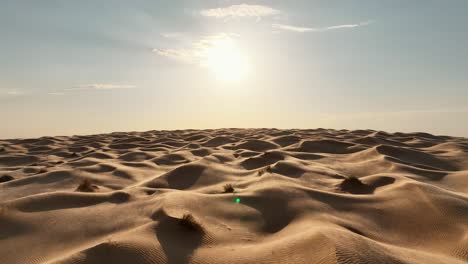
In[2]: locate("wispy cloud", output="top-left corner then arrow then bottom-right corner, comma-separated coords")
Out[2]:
48,92 -> 65,96
154,33 -> 239,64
272,24 -> 315,33
201,4 -> 280,20
273,21 -> 373,33
161,32 -> 183,39
67,84 -> 136,91
6,91 -> 24,95
153,48 -> 198,62
0,89 -> 25,96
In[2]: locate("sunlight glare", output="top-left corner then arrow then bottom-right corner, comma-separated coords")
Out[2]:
202,37 -> 250,82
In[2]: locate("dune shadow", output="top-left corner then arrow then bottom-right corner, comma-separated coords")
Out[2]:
190,148 -> 210,157
0,215 -> 34,239
152,154 -> 189,166
369,176 -> 396,188
289,152 -> 323,161
14,191 -> 130,213
241,152 -> 284,170
338,179 -> 374,194
342,225 -> 366,236
7,170 -> 73,187
164,164 -> 205,190
460,143 -> 468,153
272,135 -> 301,147
338,176 -> 395,194
225,139 -> 279,152
241,193 -> 295,233
377,145 -> 458,171
0,155 -> 39,167
202,136 -> 237,147
272,161 -> 306,178
0,175 -> 14,183
292,139 -> 364,154
155,214 -> 204,264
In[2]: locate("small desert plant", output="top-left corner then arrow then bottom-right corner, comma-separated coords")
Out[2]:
223,183 -> 235,193
257,165 -> 272,176
75,178 -> 98,192
179,214 -> 203,232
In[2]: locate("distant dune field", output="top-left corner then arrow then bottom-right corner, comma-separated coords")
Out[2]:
0,128 -> 467,264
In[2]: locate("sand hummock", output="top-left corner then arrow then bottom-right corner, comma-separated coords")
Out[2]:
0,128 -> 467,264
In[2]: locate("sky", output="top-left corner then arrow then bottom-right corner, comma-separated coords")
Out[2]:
1,0 -> 467,138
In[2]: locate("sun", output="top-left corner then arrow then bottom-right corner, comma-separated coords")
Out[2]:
201,37 -> 250,82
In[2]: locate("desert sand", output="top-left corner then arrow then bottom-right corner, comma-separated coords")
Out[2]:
0,128 -> 467,264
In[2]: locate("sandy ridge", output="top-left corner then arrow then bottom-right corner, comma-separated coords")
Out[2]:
0,128 -> 467,263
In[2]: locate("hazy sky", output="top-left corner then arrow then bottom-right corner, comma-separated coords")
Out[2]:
1,0 -> 467,138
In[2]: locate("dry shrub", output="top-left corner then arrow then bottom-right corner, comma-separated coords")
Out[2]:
223,183 -> 234,193
179,214 -> 203,232
75,178 -> 98,192
257,165 -> 272,176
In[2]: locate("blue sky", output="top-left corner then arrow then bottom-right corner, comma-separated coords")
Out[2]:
1,0 -> 467,138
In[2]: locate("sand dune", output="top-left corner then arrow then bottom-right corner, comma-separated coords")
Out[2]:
0,128 -> 467,264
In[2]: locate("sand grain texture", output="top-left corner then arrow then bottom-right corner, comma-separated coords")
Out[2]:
0,128 -> 467,264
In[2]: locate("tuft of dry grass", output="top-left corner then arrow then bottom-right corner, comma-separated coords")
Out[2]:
179,214 -> 203,232
75,178 -> 98,192
223,183 -> 234,193
257,165 -> 272,176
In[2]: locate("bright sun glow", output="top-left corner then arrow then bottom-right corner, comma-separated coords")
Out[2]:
201,37 -> 250,82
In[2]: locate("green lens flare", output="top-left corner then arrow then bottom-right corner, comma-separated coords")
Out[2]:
235,198 -> 241,203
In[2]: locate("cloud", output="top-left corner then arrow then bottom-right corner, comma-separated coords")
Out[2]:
0,89 -> 24,96
161,32 -> 183,39
272,21 -> 373,33
327,21 -> 373,30
6,91 -> 23,95
48,92 -> 65,95
154,33 -> 239,64
67,84 -> 136,91
153,48 -> 198,62
201,4 -> 280,19
271,24 -> 315,33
